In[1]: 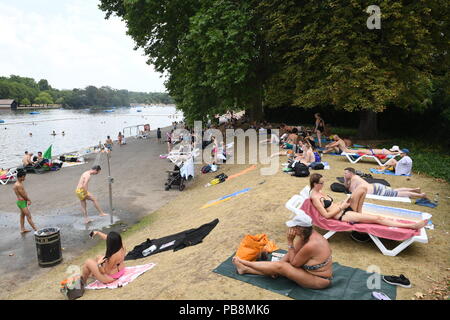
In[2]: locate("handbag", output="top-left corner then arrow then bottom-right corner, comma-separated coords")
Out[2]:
236,234 -> 279,261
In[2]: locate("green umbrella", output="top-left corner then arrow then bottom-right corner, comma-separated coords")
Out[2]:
43,144 -> 52,160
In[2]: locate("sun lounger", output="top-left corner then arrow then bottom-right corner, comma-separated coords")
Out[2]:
341,152 -> 400,166
285,189 -> 430,256
0,168 -> 18,185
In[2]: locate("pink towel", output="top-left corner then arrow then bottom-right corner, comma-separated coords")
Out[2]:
301,199 -> 419,241
85,263 -> 156,290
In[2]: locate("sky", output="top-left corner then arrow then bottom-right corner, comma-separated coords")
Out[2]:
0,0 -> 167,92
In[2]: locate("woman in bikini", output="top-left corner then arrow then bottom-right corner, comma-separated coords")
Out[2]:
314,113 -> 325,148
309,173 -> 428,230
81,231 -> 126,284
232,212 -> 333,289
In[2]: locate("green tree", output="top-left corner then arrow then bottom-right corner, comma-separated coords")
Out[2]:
260,0 -> 449,138
38,79 -> 50,91
21,98 -> 31,106
34,92 -> 54,105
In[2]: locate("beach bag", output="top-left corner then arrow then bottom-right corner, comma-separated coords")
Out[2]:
292,162 -> 310,177
60,275 -> 84,300
236,234 -> 279,261
309,162 -> 324,170
331,182 -> 349,194
201,165 -> 212,174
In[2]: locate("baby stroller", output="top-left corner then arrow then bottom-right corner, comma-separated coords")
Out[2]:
164,165 -> 185,191
164,143 -> 197,191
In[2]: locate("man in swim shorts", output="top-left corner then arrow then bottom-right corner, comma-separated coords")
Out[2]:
13,171 -> 37,234
76,165 -> 108,224
343,168 -> 426,198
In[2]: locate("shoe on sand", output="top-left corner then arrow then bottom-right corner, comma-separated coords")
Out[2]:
382,274 -> 411,288
350,231 -> 370,243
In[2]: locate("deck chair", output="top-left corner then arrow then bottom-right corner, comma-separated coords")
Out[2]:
0,168 -> 18,185
341,152 -> 399,166
285,188 -> 430,257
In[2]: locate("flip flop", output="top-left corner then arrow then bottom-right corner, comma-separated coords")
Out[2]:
372,291 -> 391,300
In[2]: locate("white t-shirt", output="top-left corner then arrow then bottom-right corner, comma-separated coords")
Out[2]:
395,155 -> 412,176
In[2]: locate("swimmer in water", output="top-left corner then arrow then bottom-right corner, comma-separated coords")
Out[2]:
51,130 -> 56,136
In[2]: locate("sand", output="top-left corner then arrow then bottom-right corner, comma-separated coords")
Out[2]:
3,135 -> 449,300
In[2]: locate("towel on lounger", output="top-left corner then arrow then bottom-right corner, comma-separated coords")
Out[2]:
370,168 -> 411,177
85,263 -> 156,290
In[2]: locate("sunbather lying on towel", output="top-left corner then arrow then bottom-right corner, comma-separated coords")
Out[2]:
343,167 -> 426,198
232,211 -> 333,289
347,145 -> 401,156
310,173 -> 427,229
81,231 -> 126,285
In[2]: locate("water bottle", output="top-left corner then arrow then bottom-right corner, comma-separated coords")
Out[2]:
433,193 -> 439,205
142,244 -> 157,257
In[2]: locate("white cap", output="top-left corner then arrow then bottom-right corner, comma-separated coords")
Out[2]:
389,145 -> 400,152
286,210 -> 312,228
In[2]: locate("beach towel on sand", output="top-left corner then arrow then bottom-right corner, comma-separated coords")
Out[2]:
370,168 -> 411,177
85,263 -> 156,290
125,219 -> 219,260
213,251 -> 396,300
336,177 -> 390,186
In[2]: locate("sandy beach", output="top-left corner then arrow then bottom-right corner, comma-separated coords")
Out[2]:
0,128 -> 176,299
2,133 -> 449,300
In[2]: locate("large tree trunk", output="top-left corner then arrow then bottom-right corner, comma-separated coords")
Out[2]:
358,110 -> 378,139
247,78 -> 264,122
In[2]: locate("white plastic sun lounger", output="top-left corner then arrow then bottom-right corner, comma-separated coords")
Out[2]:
0,168 -> 18,185
341,152 -> 399,166
285,188 -> 430,257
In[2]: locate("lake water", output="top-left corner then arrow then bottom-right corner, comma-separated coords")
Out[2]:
0,105 -> 181,168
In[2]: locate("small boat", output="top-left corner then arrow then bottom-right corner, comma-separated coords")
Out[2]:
137,110 -> 142,112
0,120 -> 5,123
29,112 -> 40,115
103,110 -> 114,113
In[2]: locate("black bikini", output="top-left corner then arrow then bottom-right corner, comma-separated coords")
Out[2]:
321,196 -> 334,209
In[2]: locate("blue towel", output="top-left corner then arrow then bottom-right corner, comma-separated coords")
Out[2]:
415,198 -> 437,208
370,168 -> 411,177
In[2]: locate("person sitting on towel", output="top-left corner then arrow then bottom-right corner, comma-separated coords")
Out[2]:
379,149 -> 413,176
81,231 -> 126,284
322,135 -> 349,154
343,167 -> 426,199
295,141 -> 315,166
232,211 -> 334,289
311,173 -> 428,229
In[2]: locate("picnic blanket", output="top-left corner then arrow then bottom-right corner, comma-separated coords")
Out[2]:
213,250 -> 396,300
370,168 -> 411,177
85,263 -> 156,290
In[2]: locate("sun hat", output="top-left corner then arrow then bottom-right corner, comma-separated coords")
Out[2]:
389,145 -> 400,152
401,148 -> 410,154
286,210 -> 312,228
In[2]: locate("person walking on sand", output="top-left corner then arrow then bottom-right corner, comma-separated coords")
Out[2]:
118,132 -> 123,146
76,165 -> 108,224
314,113 -> 325,148
13,171 -> 37,234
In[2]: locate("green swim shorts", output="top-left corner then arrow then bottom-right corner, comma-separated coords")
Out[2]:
16,200 -> 28,209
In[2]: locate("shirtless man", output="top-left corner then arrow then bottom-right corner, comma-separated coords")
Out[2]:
22,151 -> 33,167
322,135 -> 350,154
13,171 -> 37,234
76,165 -> 108,224
343,167 -> 426,198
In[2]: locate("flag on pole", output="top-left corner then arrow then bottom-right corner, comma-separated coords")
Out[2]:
43,145 -> 52,160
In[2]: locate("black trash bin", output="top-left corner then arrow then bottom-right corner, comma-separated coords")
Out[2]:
35,227 -> 63,267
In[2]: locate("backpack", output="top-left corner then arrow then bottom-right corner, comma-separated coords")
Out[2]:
356,170 -> 373,179
292,162 -> 310,177
331,182 -> 350,194
215,173 -> 228,182
201,165 -> 212,174
310,162 -> 324,170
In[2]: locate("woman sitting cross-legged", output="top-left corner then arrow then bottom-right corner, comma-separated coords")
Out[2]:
309,173 -> 428,230
81,231 -> 126,284
232,212 -> 333,290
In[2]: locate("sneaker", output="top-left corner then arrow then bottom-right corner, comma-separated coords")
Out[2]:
350,231 -> 371,243
382,274 -> 412,288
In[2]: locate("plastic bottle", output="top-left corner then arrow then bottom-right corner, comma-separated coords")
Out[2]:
433,193 -> 439,205
142,244 -> 157,257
